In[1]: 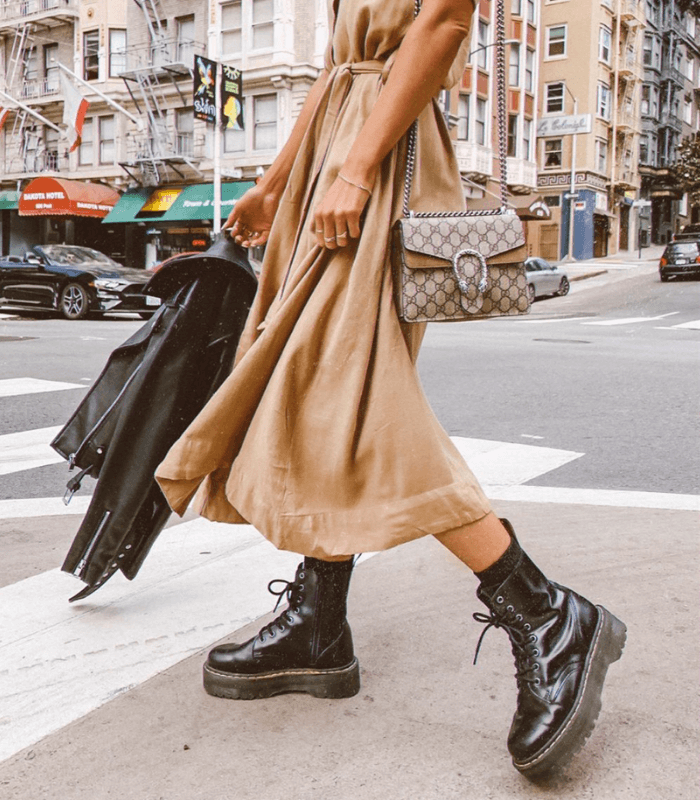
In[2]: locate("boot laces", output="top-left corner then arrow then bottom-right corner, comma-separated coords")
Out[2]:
257,575 -> 305,642
472,609 -> 541,686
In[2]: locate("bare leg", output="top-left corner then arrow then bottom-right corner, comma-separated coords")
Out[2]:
434,512 -> 511,573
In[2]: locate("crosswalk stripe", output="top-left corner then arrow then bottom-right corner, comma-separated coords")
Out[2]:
0,378 -> 85,398
668,319 -> 700,330
582,312 -> 680,326
0,426 -> 63,476
0,496 -> 92,519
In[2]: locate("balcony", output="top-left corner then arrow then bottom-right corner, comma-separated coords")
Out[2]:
614,167 -> 638,189
12,76 -> 62,103
0,0 -> 77,33
618,0 -> 643,26
506,157 -> 537,190
454,141 -> 493,179
616,110 -> 638,131
120,37 -> 204,80
617,53 -> 640,79
2,147 -> 70,179
659,112 -> 682,134
661,65 -> 685,87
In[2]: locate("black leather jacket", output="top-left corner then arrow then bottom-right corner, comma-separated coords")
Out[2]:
52,238 -> 257,601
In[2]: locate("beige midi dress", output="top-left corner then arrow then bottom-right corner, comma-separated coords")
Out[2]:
155,0 -> 492,558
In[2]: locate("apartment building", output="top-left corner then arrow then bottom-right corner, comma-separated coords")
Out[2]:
453,0 -> 542,220
535,0 -> 645,260
0,0 -> 328,265
638,0 -> 700,243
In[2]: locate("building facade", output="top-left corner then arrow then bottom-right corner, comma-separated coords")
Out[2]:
0,0 -> 329,265
638,0 -> 700,243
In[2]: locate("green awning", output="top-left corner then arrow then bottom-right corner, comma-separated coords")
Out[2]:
102,182 -> 255,224
162,182 -> 255,221
102,188 -> 153,223
0,190 -> 20,210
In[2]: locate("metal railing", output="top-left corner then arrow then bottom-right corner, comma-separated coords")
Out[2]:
17,76 -> 61,100
0,0 -> 77,23
2,147 -> 69,176
121,37 -> 204,73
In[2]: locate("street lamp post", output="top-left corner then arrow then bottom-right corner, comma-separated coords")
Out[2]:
563,86 -> 579,263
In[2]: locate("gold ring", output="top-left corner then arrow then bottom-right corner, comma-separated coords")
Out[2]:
337,232 -> 348,238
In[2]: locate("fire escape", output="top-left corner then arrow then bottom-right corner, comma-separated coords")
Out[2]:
0,0 -> 76,178
118,0 -> 204,185
611,0 -> 644,192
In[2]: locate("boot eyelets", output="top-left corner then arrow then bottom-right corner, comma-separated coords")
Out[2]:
524,623 -> 531,630
507,605 -> 514,613
533,649 -> 539,656
496,596 -> 504,604
529,634 -> 537,643
515,614 -> 523,622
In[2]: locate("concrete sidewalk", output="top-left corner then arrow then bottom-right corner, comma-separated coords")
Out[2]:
0,500 -> 697,800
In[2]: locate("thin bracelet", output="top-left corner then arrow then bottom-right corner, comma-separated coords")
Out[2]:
338,173 -> 372,197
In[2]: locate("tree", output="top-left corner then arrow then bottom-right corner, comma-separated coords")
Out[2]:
670,135 -> 700,205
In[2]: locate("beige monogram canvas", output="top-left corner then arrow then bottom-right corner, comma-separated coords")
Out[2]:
391,213 -> 531,323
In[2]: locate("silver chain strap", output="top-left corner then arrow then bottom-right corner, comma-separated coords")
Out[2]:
402,0 -> 509,218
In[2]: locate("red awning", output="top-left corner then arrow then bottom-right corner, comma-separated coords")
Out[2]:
18,177 -> 120,219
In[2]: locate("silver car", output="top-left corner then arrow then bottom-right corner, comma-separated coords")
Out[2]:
524,257 -> 570,302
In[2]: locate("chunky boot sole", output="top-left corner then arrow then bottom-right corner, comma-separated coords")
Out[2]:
512,606 -> 627,781
203,657 -> 361,700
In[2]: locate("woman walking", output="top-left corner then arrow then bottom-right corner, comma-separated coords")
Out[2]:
155,0 -> 625,779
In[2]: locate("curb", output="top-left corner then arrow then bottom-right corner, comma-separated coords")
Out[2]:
570,269 -> 608,282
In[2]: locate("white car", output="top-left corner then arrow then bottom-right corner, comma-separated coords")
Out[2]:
524,257 -> 570,302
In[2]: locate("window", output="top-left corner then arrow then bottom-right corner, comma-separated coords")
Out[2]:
544,195 -> 561,207
509,44 -> 520,86
546,25 -> 566,58
44,126 -> 59,170
78,119 -> 93,166
525,48 -> 534,91
176,108 -> 194,156
684,100 -> 693,125
83,30 -> 99,81
526,0 -> 535,22
599,26 -> 611,64
253,94 -> 276,150
597,82 -> 611,120
224,124 -> 245,152
643,34 -> 652,66
177,16 -> 195,63
252,0 -> 274,49
477,20 -> 490,69
507,114 -> 518,157
595,139 -> 608,173
22,46 -> 38,96
457,94 -> 470,140
221,1 -> 242,54
544,138 -> 562,168
43,43 -> 59,94
545,82 -> 565,113
475,98 -> 487,145
511,0 -> 522,16
639,134 -> 648,164
99,115 -> 115,164
523,118 -> 532,160
109,30 -> 127,77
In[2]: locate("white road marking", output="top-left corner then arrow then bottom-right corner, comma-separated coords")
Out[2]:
520,434 -> 544,440
0,496 -> 92,520
0,378 -> 85,398
489,484 -> 700,511
664,319 -> 700,330
513,316 -> 594,324
0,426 -> 63,476
582,312 -> 680,326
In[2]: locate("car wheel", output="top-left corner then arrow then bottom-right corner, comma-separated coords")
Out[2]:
558,276 -> 570,296
60,283 -> 90,320
527,284 -> 536,304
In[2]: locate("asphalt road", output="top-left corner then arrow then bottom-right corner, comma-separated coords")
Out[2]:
1,262 -> 699,501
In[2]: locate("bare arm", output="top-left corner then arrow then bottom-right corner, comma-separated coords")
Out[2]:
228,69 -> 331,246
313,0 -> 475,249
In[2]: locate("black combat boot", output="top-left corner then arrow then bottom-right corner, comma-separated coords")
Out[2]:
474,521 -> 626,779
203,557 -> 360,700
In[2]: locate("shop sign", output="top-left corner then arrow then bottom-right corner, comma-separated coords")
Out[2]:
194,55 -> 218,124
138,188 -> 182,217
536,114 -> 592,137
221,65 -> 244,131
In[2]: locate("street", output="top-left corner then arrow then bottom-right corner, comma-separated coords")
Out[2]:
0,258 -> 698,799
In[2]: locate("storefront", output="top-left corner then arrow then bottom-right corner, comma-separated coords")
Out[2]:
17,177 -> 123,261
103,182 -> 255,269
0,190 -> 21,255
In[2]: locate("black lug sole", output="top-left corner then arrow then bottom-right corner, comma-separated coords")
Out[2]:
203,657 -> 361,700
512,606 -> 627,781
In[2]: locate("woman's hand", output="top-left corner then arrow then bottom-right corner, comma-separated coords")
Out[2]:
224,184 -> 281,247
311,174 -> 372,250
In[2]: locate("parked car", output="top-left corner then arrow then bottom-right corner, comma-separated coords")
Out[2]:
673,224 -> 700,242
524,257 -> 570,301
0,245 -> 160,320
659,240 -> 700,282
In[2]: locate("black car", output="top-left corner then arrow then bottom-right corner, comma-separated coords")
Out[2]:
0,245 -> 160,320
659,241 -> 700,282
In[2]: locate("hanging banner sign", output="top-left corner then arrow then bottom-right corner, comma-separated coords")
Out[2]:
193,55 -> 218,124
221,65 -> 244,131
